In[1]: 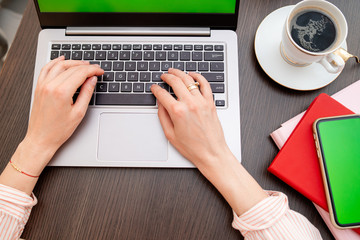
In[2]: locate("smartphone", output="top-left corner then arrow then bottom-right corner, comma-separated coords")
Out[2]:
313,114 -> 360,229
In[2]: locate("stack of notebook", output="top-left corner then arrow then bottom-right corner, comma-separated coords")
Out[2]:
269,80 -> 360,240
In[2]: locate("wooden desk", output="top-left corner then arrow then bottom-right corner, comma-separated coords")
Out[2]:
0,0 -> 359,239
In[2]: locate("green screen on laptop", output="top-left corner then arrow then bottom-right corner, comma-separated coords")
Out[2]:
37,0 -> 236,14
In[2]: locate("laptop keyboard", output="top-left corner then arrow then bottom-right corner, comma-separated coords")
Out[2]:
50,43 -> 226,107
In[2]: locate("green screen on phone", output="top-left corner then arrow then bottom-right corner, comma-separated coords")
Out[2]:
37,0 -> 236,13
317,115 -> 360,227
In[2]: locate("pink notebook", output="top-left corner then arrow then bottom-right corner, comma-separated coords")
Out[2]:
270,80 -> 360,240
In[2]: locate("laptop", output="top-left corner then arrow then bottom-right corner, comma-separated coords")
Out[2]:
31,0 -> 241,167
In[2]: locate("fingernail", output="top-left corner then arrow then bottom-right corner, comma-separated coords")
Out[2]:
90,76 -> 97,86
83,60 -> 90,64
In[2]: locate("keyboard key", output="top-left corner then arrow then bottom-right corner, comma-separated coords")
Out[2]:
156,52 -> 166,60
96,93 -> 156,106
92,44 -> 101,50
107,51 -> 118,60
149,62 -> 160,71
204,45 -> 214,51
132,51 -> 142,60
102,44 -> 111,50
101,62 -> 112,71
143,44 -> 152,50
210,62 -> 224,71
52,44 -> 61,50
125,62 -> 136,71
184,45 -> 193,50
145,83 -> 156,92
186,62 -> 196,71
153,44 -> 162,50
128,72 -> 139,81
133,83 -> 144,92
140,72 -> 151,82
84,51 -> 95,60
215,100 -> 225,106
82,44 -> 91,50
210,83 -> 225,93
174,45 -> 183,50
133,44 -> 142,50
168,52 -> 178,61
180,52 -> 191,61
113,62 -> 124,71
96,83 -> 107,92
204,52 -> 224,61
215,45 -> 224,51
62,44 -> 71,50
192,52 -> 203,61
71,51 -> 82,60
201,73 -> 224,82
194,45 -> 203,51
95,51 -> 106,60
174,62 -> 184,71
123,44 -> 131,50
112,44 -> 121,50
72,44 -> 81,50
144,51 -> 155,60
164,44 -> 172,50
121,83 -> 132,92
152,72 -> 162,82
137,62 -> 148,71
60,51 -> 71,60
161,62 -> 172,71
120,51 -> 131,60
90,61 -> 100,65
198,62 -> 209,71
109,83 -> 120,92
115,72 -> 126,81
158,83 -> 169,91
50,51 -> 59,60
103,72 -> 114,81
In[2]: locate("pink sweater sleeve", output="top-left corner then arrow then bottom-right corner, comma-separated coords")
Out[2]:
0,184 -> 37,240
232,191 -> 322,240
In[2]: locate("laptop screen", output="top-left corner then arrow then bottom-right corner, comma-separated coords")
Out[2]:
37,0 -> 236,14
33,0 -> 239,29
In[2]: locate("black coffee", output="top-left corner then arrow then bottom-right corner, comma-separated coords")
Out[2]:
290,10 -> 337,52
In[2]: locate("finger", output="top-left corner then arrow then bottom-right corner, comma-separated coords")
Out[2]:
37,56 -> 65,83
46,60 -> 90,82
188,72 -> 213,102
168,68 -> 201,96
72,76 -> 97,115
161,73 -> 190,100
151,84 -> 177,111
56,64 -> 104,95
157,103 -> 175,142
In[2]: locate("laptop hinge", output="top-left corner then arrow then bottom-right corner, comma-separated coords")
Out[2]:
65,27 -> 211,36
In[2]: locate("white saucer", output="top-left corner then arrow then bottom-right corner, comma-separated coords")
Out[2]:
254,6 -> 346,91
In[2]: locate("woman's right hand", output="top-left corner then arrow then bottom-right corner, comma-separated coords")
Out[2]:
150,68 -> 232,171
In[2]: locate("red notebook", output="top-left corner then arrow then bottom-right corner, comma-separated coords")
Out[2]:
268,93 -> 360,234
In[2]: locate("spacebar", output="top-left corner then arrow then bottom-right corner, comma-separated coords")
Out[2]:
95,94 -> 156,106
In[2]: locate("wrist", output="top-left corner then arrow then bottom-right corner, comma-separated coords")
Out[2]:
14,137 -> 56,176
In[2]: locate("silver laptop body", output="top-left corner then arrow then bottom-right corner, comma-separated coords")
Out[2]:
31,1 -> 241,167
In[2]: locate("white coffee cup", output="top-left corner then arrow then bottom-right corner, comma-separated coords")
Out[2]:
281,0 -> 358,73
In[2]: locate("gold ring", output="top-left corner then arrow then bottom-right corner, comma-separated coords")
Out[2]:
187,82 -> 200,91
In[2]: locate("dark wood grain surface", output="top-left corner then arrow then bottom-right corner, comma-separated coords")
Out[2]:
0,0 -> 359,239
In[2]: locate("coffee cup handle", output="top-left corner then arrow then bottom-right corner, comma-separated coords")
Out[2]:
319,53 -> 345,74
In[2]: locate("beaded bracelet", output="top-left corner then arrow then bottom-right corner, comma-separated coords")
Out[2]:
9,160 -> 40,178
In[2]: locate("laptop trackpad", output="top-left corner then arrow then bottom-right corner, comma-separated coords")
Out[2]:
97,113 -> 168,162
